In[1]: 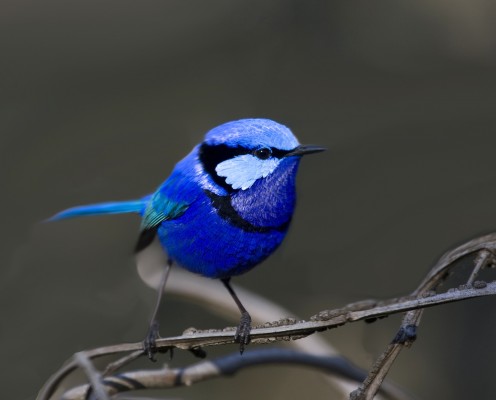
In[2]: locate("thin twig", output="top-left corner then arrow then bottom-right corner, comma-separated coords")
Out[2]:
73,352 -> 109,400
101,350 -> 144,377
467,249 -> 491,286
60,349 -> 385,400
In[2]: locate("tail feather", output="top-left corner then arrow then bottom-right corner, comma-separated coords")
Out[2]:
48,200 -> 145,221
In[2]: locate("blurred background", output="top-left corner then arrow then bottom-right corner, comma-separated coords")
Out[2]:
2,0 -> 496,399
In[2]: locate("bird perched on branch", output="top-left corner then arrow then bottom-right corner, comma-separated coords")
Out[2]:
49,118 -> 324,358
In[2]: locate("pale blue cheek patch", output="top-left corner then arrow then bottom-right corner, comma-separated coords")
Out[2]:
215,155 -> 281,190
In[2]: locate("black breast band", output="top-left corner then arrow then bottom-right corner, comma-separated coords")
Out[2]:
204,190 -> 290,233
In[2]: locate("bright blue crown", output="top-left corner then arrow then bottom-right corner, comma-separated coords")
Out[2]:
204,118 -> 300,150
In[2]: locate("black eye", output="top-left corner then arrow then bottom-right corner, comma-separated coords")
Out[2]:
254,147 -> 272,160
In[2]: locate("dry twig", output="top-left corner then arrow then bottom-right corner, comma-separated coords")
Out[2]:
61,349 -> 369,400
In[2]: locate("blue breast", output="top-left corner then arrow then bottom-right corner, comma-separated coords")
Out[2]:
156,153 -> 300,279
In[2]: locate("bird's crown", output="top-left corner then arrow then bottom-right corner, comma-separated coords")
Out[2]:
203,118 -> 299,150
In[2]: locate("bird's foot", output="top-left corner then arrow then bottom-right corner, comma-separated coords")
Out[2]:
144,320 -> 161,361
234,311 -> 252,354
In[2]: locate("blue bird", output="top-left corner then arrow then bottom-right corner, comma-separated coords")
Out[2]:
49,118 -> 324,357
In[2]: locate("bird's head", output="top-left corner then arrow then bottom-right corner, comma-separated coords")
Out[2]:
198,118 -> 324,193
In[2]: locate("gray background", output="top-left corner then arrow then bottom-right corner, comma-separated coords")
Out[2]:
2,1 -> 496,399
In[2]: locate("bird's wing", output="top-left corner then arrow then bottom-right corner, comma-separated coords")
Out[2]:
141,191 -> 189,231
135,173 -> 192,252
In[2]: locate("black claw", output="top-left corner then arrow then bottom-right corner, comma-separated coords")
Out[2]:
189,346 -> 207,359
234,312 -> 252,353
144,320 -> 160,361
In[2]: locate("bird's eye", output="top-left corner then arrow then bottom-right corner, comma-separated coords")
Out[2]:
254,147 -> 272,160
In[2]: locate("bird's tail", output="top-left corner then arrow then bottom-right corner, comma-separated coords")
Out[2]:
47,199 -> 147,221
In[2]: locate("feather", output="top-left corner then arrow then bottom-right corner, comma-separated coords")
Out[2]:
215,155 -> 280,190
47,200 -> 145,221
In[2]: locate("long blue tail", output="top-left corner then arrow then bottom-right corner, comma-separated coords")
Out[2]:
48,199 -> 146,221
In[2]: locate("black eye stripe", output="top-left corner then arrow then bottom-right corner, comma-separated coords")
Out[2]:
199,144 -> 249,167
270,148 -> 290,158
199,143 -> 292,192
199,143 -> 290,164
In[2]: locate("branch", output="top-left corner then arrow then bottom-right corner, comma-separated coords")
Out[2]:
61,349 -> 369,400
156,281 -> 494,349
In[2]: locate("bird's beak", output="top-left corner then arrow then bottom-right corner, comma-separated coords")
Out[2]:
284,145 -> 326,157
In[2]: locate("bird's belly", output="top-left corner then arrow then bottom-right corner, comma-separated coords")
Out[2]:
156,203 -> 288,279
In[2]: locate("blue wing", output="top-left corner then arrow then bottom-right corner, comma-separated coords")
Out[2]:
135,172 -> 193,252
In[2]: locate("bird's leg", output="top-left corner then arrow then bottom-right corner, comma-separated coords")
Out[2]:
144,259 -> 172,361
221,278 -> 252,354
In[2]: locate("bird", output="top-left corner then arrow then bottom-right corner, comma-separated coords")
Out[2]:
49,118 -> 325,358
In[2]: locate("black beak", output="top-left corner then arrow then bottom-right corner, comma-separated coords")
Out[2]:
284,144 -> 326,157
